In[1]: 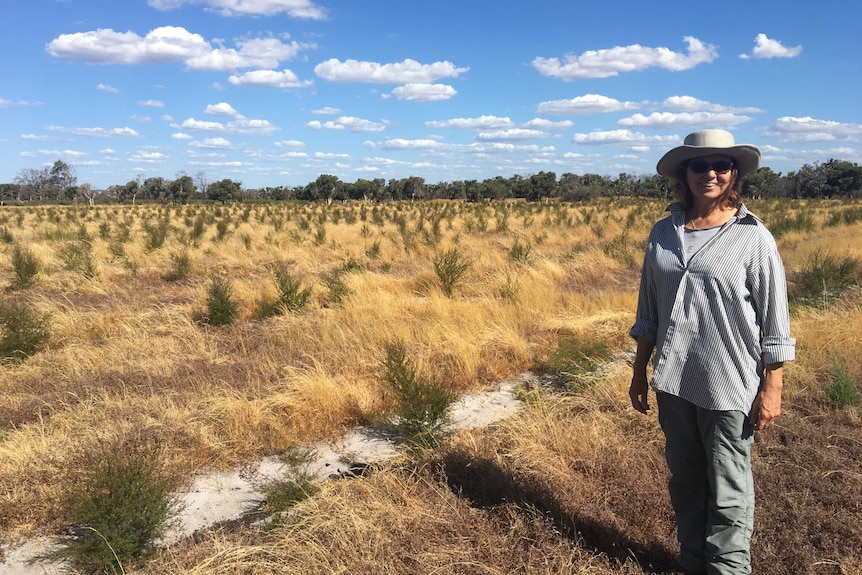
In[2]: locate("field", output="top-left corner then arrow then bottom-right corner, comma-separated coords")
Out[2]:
0,198 -> 860,574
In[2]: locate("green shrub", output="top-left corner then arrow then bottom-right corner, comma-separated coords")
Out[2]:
202,277 -> 238,326
508,238 -> 532,264
142,220 -> 170,251
790,248 -> 861,307
0,226 -> 14,243
165,249 -> 192,282
433,248 -> 470,297
58,240 -> 98,279
10,244 -> 41,289
381,342 -> 455,448
825,360 -> 861,408
261,448 -> 320,526
256,264 -> 312,319
0,301 -> 51,363
47,446 -> 181,574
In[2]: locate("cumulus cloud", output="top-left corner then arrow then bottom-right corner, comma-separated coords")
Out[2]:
537,93 -> 646,115
46,125 -> 140,137
20,149 -> 88,158
307,116 -> 386,132
178,117 -> 278,135
0,98 -> 40,107
312,107 -> 341,115
189,137 -> 234,148
274,139 -> 306,147
662,95 -> 763,113
477,129 -> 550,141
572,130 -> 680,145
618,111 -> 753,129
228,69 -> 312,88
382,138 -> 445,151
763,116 -> 862,142
740,34 -> 802,59
524,118 -> 574,130
315,58 -> 468,84
205,102 -> 242,117
47,26 -> 313,72
533,36 -> 717,80
147,0 -> 327,19
140,100 -> 164,107
425,115 -> 513,130
97,83 -> 119,93
391,83 -> 457,102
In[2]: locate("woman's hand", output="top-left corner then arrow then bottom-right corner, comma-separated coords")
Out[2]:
750,363 -> 783,430
629,337 -> 655,414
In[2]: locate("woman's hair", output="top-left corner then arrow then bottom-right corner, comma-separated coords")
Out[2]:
671,158 -> 743,209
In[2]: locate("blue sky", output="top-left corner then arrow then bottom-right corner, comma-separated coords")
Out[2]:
1,0 -> 860,190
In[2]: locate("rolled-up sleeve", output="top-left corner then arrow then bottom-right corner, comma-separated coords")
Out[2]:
752,233 -> 796,364
630,247 -> 658,343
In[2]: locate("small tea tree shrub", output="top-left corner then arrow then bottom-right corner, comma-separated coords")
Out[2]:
540,336 -> 611,393
256,263 -> 312,318
58,240 -> 98,279
10,244 -> 42,289
261,447 -> 320,527
48,446 -> 182,574
381,342 -> 455,448
508,238 -> 532,264
791,248 -> 861,307
825,360 -> 861,408
164,249 -> 192,282
201,276 -> 238,326
0,301 -> 51,363
433,248 -> 470,298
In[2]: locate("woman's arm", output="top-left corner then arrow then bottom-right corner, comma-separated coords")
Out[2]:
629,336 -> 656,414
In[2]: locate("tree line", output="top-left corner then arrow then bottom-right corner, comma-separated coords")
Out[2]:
3,158 -> 861,205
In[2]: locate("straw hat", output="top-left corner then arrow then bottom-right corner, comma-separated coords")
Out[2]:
656,129 -> 761,177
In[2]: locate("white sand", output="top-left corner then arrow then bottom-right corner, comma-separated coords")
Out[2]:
0,374 -> 533,574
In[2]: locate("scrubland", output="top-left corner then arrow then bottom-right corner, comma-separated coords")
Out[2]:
0,198 -> 860,574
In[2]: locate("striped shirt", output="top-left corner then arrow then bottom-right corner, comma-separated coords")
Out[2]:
630,203 -> 796,412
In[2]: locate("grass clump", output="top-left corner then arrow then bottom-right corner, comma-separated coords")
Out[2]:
0,300 -> 51,363
540,336 -> 610,392
433,247 -> 470,297
47,445 -> 182,574
381,342 -> 456,448
508,238 -> 532,264
261,448 -> 321,526
825,360 -> 861,408
57,240 -> 98,279
9,244 -> 42,289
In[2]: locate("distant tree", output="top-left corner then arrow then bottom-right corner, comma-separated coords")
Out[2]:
194,171 -> 208,199
744,167 -> 785,199
527,171 -> 557,201
14,168 -> 51,201
49,160 -> 76,200
142,177 -> 168,203
207,179 -> 242,203
0,183 -> 21,203
169,174 -> 196,204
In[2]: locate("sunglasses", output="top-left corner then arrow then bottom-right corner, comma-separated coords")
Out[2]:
688,159 -> 734,174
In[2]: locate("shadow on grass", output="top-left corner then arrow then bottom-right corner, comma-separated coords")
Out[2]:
437,450 -> 677,573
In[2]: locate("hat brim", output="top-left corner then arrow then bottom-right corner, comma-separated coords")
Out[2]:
656,144 -> 761,178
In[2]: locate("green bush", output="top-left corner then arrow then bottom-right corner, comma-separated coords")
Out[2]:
0,300 -> 51,363
825,360 -> 861,408
164,249 -> 192,282
433,248 -> 471,298
47,446 -> 181,574
10,244 -> 42,289
58,240 -> 98,279
142,220 -> 170,251
790,248 -> 861,307
541,336 -> 610,393
508,238 -> 532,264
261,448 -> 320,526
202,277 -> 238,326
381,342 -> 455,448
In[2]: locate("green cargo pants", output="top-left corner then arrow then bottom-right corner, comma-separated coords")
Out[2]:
657,392 -> 755,575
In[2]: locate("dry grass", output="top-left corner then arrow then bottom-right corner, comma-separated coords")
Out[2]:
0,199 -> 861,575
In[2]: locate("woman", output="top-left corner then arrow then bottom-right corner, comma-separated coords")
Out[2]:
628,129 -> 795,575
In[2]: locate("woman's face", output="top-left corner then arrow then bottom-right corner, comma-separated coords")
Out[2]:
685,153 -> 735,205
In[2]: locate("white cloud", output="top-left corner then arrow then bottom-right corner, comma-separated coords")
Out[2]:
307,116 -> 386,132
573,130 -> 680,145
533,36 -> 717,80
139,100 -> 164,107
178,117 -> 278,135
147,0 -> 327,19
537,93 -> 646,115
20,149 -> 87,157
205,102 -> 242,117
426,115 -> 513,130
763,116 -> 862,142
97,83 -> 119,93
47,26 -> 211,64
524,118 -> 574,131
477,129 -> 551,141
129,151 -> 168,163
391,83 -> 457,102
190,137 -> 234,148
186,37 -> 314,71
740,34 -> 802,59
312,107 -> 341,115
227,69 -> 312,88
172,132 -> 194,139
315,58 -> 468,84
382,138 -> 445,150
46,125 -> 140,137
274,139 -> 306,148
618,112 -> 752,129
662,95 -> 763,113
